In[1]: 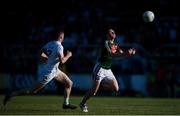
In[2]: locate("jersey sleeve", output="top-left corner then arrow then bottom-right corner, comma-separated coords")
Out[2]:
105,40 -> 111,51
57,45 -> 64,57
41,43 -> 49,55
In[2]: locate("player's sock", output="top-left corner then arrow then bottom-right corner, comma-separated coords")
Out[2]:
64,97 -> 69,105
11,89 -> 32,97
112,91 -> 119,96
79,102 -> 88,112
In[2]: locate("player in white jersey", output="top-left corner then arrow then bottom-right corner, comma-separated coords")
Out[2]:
3,31 -> 77,109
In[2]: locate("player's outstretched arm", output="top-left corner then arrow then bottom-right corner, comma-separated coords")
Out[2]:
123,48 -> 136,57
110,47 -> 125,58
59,50 -> 72,64
114,47 -> 136,58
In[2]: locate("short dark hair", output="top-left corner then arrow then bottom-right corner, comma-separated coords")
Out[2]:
57,30 -> 64,36
104,24 -> 116,32
52,29 -> 64,39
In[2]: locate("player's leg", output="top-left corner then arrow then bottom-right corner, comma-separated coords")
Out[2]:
3,72 -> 54,106
82,80 -> 100,103
103,69 -> 119,93
79,75 -> 102,113
54,70 -> 77,109
3,82 -> 45,106
79,80 -> 100,112
105,78 -> 119,92
79,63 -> 103,112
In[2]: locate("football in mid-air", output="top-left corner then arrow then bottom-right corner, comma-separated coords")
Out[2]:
143,11 -> 155,22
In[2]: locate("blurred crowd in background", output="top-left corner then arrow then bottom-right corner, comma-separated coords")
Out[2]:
0,0 -> 180,97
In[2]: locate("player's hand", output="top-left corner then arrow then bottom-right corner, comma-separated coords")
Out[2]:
128,48 -> 136,55
67,50 -> 72,57
118,49 -> 124,54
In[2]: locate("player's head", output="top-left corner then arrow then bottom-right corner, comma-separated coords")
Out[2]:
57,30 -> 64,42
106,28 -> 116,40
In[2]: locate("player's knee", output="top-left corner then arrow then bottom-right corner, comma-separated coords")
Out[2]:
66,80 -> 73,88
90,88 -> 97,95
69,80 -> 73,86
114,86 -> 119,92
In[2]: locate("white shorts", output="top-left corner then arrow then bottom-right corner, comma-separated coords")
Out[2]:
92,62 -> 116,83
39,66 -> 61,86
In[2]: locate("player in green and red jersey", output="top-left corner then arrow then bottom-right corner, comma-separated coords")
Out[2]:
79,28 -> 136,112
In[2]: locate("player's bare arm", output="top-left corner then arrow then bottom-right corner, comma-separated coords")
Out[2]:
112,46 -> 136,58
39,49 -> 48,63
59,50 -> 72,64
122,48 -> 136,57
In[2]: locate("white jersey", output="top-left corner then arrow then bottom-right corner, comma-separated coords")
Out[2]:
42,40 -> 63,73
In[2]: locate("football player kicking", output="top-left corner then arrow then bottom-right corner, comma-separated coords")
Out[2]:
79,28 -> 136,112
3,30 -> 77,110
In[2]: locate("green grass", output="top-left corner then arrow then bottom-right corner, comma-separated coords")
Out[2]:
0,95 -> 180,115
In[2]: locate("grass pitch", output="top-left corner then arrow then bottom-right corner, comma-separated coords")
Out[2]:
0,95 -> 180,115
